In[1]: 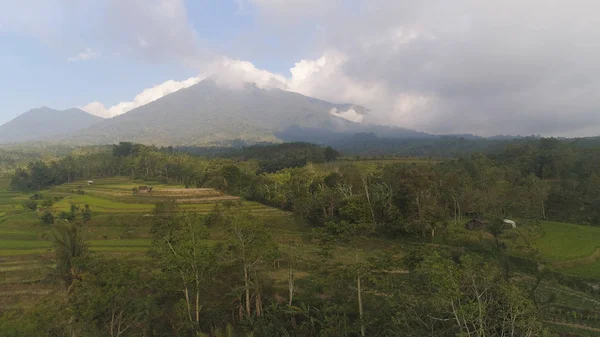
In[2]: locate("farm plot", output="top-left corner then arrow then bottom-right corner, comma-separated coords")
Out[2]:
0,177 -> 302,312
534,221 -> 600,277
534,221 -> 600,262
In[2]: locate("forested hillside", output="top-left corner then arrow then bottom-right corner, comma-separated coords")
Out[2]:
54,80 -> 366,146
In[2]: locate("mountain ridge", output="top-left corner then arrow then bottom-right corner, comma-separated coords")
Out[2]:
54,79 -> 371,146
0,107 -> 104,144
4,80 -> 528,146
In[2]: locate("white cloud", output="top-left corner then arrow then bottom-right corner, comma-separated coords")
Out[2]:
208,57 -> 288,90
242,0 -> 600,136
80,50 -> 426,126
329,108 -> 364,123
80,58 -> 289,118
67,48 -> 99,62
2,0 -> 206,64
81,75 -> 204,118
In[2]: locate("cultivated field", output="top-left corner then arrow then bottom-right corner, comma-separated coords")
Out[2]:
0,177 -> 302,311
532,221 -> 600,277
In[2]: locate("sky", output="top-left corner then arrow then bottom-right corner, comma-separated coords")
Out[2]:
1,0 -> 599,137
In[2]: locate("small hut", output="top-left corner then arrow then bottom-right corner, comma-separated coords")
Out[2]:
465,218 -> 488,230
138,186 -> 153,193
503,219 -> 517,228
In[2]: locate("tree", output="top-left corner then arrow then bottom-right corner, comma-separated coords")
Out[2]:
397,249 -> 545,336
150,211 -> 217,333
487,217 -> 507,250
50,222 -> 88,290
222,206 -> 278,318
315,220 -> 374,337
324,146 -> 339,162
70,258 -> 152,337
40,210 -> 55,225
150,200 -> 179,240
22,199 -> 38,211
41,198 -> 54,208
82,204 -> 92,223
58,211 -> 75,222
113,142 -> 137,157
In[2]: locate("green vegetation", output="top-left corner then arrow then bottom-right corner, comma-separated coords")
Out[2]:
1,139 -> 600,336
562,260 -> 600,278
535,221 -> 600,261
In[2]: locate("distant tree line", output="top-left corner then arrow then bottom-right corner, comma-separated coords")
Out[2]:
174,142 -> 339,173
318,132 -> 600,158
10,138 -> 600,228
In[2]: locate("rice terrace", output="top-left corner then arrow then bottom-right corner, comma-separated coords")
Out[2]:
0,176 -> 287,255
0,175 -> 305,311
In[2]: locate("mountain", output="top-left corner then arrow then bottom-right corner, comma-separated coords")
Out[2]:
0,107 -> 104,144
60,79 -> 373,145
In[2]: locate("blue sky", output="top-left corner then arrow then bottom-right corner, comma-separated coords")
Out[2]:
1,32 -> 193,123
0,1 -> 292,124
1,0 -> 599,136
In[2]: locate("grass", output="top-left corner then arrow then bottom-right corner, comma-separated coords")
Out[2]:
561,260 -> 600,278
53,195 -> 155,212
0,240 -> 52,250
88,239 -> 151,247
534,221 -> 600,262
0,249 -> 52,257
0,228 -> 40,240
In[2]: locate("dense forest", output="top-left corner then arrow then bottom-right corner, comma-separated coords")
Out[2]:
0,144 -> 109,178
2,139 -> 600,336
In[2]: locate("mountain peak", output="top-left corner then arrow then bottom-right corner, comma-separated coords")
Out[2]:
49,81 -> 368,145
0,107 -> 104,144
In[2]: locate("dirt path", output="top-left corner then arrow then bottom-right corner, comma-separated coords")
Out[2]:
516,273 -> 600,308
553,248 -> 600,269
546,320 -> 600,333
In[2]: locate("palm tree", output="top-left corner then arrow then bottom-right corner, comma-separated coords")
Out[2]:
50,221 -> 88,291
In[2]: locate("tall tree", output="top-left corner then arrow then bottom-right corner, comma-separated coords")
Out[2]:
150,212 -> 217,333
222,206 -> 278,318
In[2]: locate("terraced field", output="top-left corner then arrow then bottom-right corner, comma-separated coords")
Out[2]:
0,177 -> 301,312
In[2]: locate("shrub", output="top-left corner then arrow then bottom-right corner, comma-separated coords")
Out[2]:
22,200 -> 38,211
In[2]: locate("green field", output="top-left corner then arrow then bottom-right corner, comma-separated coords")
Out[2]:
0,177 -> 310,311
535,221 -> 600,262
561,260 -> 600,278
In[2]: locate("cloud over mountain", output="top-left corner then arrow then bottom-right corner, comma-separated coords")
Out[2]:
242,0 -> 600,137
82,76 -> 204,118
4,0 -> 600,137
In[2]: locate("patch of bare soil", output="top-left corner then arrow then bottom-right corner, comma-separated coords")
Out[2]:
547,321 -> 600,333
176,196 -> 240,203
